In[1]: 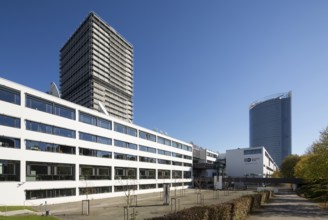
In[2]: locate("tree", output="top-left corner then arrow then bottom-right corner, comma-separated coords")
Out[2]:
295,127 -> 328,180
280,155 -> 301,178
271,170 -> 281,178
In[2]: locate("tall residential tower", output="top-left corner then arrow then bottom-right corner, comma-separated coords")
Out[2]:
60,12 -> 133,122
249,92 -> 292,166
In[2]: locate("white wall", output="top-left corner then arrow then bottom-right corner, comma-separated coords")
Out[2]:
0,78 -> 192,205
226,147 -> 276,178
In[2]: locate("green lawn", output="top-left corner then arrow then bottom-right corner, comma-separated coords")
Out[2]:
0,216 -> 58,220
0,206 -> 35,212
0,206 -> 59,219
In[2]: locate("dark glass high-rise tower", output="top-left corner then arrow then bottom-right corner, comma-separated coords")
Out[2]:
249,92 -> 292,166
60,12 -> 134,122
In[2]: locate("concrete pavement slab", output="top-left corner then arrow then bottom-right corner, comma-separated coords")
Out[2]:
248,192 -> 328,220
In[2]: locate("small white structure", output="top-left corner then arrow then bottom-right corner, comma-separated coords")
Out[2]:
226,146 -> 278,178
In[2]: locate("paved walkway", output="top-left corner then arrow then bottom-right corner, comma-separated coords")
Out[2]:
248,192 -> 328,220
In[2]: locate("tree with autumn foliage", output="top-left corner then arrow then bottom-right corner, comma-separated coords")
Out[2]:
294,127 -> 328,180
279,154 -> 301,178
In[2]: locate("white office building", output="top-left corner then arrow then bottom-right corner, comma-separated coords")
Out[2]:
0,77 -> 192,205
226,147 -> 278,178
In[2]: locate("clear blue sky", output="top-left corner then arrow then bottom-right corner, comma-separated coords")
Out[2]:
1,0 -> 328,155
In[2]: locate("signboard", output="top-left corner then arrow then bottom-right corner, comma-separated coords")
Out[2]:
244,157 -> 260,163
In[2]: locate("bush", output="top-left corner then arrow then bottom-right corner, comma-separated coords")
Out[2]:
148,192 -> 273,220
231,196 -> 252,220
297,180 -> 328,200
207,203 -> 232,220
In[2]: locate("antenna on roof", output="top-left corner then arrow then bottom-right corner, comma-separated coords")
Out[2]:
49,82 -> 61,98
98,101 -> 109,116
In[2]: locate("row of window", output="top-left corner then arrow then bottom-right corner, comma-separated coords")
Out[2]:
206,152 -> 218,158
25,181 -> 193,200
1,160 -> 192,182
0,135 -> 192,160
0,87 -> 192,151
26,120 -> 76,138
26,95 -> 76,120
0,115 -> 20,128
244,149 -> 262,155
79,112 -> 112,129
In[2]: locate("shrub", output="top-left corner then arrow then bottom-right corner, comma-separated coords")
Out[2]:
148,192 -> 273,220
207,203 -> 232,220
231,196 -> 252,220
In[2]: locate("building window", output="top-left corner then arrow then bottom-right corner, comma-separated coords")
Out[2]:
114,167 -> 137,179
54,104 -> 76,120
172,153 -> 182,158
244,149 -> 262,155
114,140 -> 137,150
184,182 -> 192,187
139,131 -> 156,142
114,153 -> 137,161
0,136 -> 20,149
139,184 -> 156,190
172,182 -> 183,187
26,120 -> 76,138
139,145 -> 156,154
206,152 -> 218,158
183,155 -> 192,160
0,160 -> 20,182
172,141 -> 182,149
79,112 -> 111,130
114,123 -> 137,137
182,145 -> 192,152
184,163 -> 192,167
172,170 -> 182,179
0,86 -> 20,105
79,132 -> 112,145
26,188 -> 75,200
0,115 -> 20,128
79,147 -> 112,158
158,169 -> 170,179
158,149 -> 171,156
157,159 -> 171,165
139,168 -> 156,179
183,171 -> 191,179
172,161 -> 183,166
26,140 -> 75,154
139,156 -> 156,163
26,161 -> 75,181
79,186 -> 112,195
158,183 -> 171,188
79,165 -> 111,180
114,185 -> 137,192
26,95 -> 75,120
157,137 -> 171,146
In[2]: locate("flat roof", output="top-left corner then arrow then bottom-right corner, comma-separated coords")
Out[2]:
249,91 -> 291,110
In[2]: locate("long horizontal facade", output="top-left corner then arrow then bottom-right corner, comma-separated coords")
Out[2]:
0,77 -> 192,205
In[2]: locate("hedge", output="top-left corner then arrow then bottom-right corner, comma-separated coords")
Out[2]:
148,191 -> 273,220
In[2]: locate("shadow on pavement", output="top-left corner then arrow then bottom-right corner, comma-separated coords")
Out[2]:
249,193 -> 328,219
